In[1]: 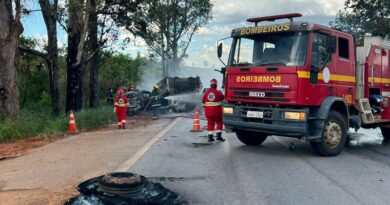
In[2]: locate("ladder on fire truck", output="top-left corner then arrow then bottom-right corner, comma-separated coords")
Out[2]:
357,99 -> 375,124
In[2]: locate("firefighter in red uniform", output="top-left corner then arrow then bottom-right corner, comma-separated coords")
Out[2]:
114,88 -> 129,129
202,79 -> 225,142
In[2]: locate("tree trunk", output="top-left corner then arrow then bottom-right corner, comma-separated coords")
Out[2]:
88,0 -> 99,108
0,0 -> 23,119
39,0 -> 61,115
161,30 -> 168,78
66,8 -> 83,112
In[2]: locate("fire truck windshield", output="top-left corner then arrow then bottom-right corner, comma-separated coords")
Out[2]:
229,31 -> 309,67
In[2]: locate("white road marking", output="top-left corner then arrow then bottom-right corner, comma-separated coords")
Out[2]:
114,117 -> 182,172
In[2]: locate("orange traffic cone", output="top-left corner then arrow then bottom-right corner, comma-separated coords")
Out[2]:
68,110 -> 78,133
190,108 -> 203,132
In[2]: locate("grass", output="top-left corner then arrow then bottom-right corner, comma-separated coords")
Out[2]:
0,102 -> 116,143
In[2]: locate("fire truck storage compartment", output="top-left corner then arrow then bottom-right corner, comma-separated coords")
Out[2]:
357,37 -> 390,120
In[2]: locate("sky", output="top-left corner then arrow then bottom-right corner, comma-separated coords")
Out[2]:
21,0 -> 346,68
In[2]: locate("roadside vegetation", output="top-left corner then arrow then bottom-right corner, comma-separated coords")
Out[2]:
0,0 -> 213,142
0,100 -> 115,143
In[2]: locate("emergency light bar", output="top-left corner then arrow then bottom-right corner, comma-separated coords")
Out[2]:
247,13 -> 302,25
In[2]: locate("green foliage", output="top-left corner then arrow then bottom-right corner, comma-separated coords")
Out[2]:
0,101 -> 115,143
330,11 -> 366,45
19,36 -> 50,108
74,105 -> 115,131
99,51 -> 146,93
331,0 -> 390,44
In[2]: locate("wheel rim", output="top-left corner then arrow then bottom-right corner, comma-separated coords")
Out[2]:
324,120 -> 342,148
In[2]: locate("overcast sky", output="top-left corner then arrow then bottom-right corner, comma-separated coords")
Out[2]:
22,0 -> 346,68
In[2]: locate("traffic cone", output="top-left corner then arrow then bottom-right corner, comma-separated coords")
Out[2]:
68,110 -> 78,133
190,108 -> 203,132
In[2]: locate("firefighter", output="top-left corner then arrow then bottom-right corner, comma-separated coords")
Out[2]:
150,84 -> 161,119
114,88 -> 129,129
202,79 -> 225,142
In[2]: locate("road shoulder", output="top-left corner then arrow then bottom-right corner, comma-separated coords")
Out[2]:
0,117 -> 173,205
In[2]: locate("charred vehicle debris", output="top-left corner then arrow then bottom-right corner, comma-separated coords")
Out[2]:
65,172 -> 186,205
126,76 -> 203,115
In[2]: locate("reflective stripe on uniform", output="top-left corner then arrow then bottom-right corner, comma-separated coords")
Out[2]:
203,102 -> 221,106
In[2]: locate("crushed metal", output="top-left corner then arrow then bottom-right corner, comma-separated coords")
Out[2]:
65,172 -> 186,205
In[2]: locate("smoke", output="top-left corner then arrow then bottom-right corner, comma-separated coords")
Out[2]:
137,65 -> 224,92
348,128 -> 384,146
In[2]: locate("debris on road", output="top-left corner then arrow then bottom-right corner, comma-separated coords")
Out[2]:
127,76 -> 202,115
65,172 -> 186,205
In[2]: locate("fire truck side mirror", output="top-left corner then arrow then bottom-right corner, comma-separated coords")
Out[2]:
326,36 -> 336,53
217,42 -> 223,58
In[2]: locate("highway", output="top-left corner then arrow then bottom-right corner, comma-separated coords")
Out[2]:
129,117 -> 390,205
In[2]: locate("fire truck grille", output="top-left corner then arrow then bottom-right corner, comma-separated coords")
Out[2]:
231,88 -> 290,102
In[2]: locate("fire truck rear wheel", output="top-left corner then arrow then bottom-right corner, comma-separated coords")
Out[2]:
380,127 -> 390,141
310,111 -> 347,157
236,130 -> 268,146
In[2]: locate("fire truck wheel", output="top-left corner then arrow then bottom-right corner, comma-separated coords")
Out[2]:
380,127 -> 390,141
310,111 -> 347,156
236,130 -> 268,146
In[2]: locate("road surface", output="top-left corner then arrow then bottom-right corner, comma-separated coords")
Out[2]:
129,117 -> 390,205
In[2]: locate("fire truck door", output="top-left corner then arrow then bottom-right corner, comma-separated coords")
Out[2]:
334,36 -> 355,105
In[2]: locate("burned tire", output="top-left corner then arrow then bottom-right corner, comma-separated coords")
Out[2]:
310,111 -> 347,156
380,127 -> 390,141
236,130 -> 268,146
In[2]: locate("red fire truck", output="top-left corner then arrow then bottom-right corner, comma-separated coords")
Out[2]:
217,13 -> 390,156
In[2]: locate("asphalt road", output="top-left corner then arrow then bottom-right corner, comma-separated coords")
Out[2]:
129,117 -> 390,205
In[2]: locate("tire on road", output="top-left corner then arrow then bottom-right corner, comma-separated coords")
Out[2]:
236,130 -> 268,146
310,110 -> 347,156
380,127 -> 390,141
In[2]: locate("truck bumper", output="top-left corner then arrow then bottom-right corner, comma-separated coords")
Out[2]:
223,105 -> 309,138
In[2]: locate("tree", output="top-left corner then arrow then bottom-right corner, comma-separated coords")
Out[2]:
99,51 -> 145,93
20,0 -> 62,115
345,0 -> 390,38
66,0 -> 90,111
87,0 -> 99,108
87,0 -> 120,108
0,0 -> 23,119
331,0 -> 390,44
39,0 -> 61,115
330,11 -> 366,45
111,0 -> 213,77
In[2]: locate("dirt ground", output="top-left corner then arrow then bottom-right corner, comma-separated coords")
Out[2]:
0,115 -> 172,205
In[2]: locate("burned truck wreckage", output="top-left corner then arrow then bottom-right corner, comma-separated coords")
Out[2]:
126,77 -> 202,114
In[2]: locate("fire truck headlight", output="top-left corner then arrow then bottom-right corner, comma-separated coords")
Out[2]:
223,107 -> 234,115
284,111 -> 306,120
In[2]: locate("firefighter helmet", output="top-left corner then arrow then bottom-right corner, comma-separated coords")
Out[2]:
210,79 -> 218,85
117,88 -> 124,95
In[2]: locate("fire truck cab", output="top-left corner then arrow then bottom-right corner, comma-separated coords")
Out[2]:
218,13 -> 390,156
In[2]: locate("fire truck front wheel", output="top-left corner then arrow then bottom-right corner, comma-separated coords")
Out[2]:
310,111 -> 347,157
236,130 -> 268,146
